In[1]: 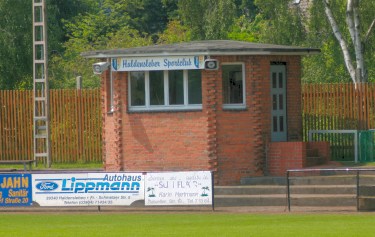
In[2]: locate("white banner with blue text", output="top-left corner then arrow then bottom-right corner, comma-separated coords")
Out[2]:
32,173 -> 144,206
145,171 -> 212,206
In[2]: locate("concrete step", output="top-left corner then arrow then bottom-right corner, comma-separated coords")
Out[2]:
290,185 -> 356,195
215,185 -> 356,195
215,186 -> 286,195
226,175 -> 375,208
306,156 -> 326,166
359,186 -> 375,196
242,174 -> 375,186
241,177 -> 287,185
214,194 -> 356,207
291,175 -> 375,186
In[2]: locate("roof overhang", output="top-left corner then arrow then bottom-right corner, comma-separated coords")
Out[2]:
81,40 -> 320,59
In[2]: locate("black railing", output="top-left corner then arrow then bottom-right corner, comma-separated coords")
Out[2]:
286,168 -> 375,212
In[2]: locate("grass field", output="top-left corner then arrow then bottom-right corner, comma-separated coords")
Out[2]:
0,162 -> 102,170
1,212 -> 375,237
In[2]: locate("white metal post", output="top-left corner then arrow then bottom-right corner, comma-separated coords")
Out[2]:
32,0 -> 51,167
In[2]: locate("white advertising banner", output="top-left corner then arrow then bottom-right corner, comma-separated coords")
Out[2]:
145,171 -> 212,206
32,173 -> 144,206
111,56 -> 205,71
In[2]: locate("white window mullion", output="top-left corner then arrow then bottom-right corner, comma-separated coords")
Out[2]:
164,70 -> 169,106
242,64 -> 246,105
127,72 -> 131,108
183,70 -> 188,106
145,71 -> 150,108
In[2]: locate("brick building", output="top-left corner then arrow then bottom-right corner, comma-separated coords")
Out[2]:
82,40 -> 328,185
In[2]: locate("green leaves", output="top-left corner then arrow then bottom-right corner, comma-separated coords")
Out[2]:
0,0 -> 32,89
179,0 -> 237,40
2,0 -> 374,89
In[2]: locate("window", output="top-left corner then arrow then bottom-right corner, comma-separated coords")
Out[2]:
168,70 -> 184,105
188,70 -> 202,104
149,71 -> 164,105
130,71 -> 145,106
222,63 -> 246,109
129,70 -> 202,111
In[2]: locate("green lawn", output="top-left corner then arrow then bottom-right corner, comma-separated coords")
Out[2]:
0,162 -> 102,170
0,213 -> 374,237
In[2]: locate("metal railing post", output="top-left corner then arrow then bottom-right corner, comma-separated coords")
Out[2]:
287,171 -> 291,212
356,170 -> 360,211
211,172 -> 215,212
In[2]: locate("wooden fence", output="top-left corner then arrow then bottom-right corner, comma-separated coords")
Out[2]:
0,89 -> 101,163
1,84 -> 374,163
302,83 -> 375,133
302,83 -> 375,161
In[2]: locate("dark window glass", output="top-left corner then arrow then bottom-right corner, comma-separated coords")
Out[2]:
222,65 -> 243,104
279,73 -> 283,88
272,73 -> 277,88
130,72 -> 145,106
279,116 -> 284,132
169,70 -> 184,105
273,95 -> 277,110
279,94 -> 283,110
273,116 -> 278,132
150,71 -> 164,105
188,70 -> 202,104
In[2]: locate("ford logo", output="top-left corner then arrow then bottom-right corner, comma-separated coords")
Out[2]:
36,181 -> 59,191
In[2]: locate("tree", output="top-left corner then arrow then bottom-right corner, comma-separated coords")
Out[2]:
0,0 -> 32,89
0,0 -> 97,89
49,1 -> 153,88
321,0 -> 375,83
302,0 -> 375,83
157,20 -> 191,44
178,0 -> 237,40
252,0 -> 306,46
243,0 -> 375,83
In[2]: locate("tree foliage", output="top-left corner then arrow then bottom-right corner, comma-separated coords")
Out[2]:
0,0 -> 97,89
1,0 -> 375,89
178,0 -> 237,40
304,0 -> 375,83
248,0 -> 302,45
0,0 -> 32,89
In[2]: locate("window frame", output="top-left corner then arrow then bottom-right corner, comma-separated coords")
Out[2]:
128,70 -> 202,112
222,62 -> 246,109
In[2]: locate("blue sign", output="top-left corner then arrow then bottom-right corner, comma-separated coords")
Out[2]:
0,174 -> 32,206
112,56 -> 205,72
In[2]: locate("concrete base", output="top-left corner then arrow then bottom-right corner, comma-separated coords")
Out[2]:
358,197 -> 375,211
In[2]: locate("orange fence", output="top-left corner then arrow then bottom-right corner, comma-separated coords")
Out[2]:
302,83 -> 375,138
0,89 -> 101,163
1,84 -> 375,163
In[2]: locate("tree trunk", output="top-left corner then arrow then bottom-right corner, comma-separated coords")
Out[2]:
322,0 -> 357,83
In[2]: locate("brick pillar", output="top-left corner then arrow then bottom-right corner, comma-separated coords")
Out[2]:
100,70 -> 109,168
204,70 -> 219,183
250,56 -> 266,174
112,71 -> 124,171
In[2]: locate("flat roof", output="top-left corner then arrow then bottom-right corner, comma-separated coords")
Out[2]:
81,40 -> 320,58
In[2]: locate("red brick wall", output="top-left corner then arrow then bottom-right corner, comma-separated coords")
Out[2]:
101,55 -> 303,184
214,55 -> 302,184
108,71 -> 211,172
267,141 -> 331,176
267,142 -> 307,176
308,142 -> 331,162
